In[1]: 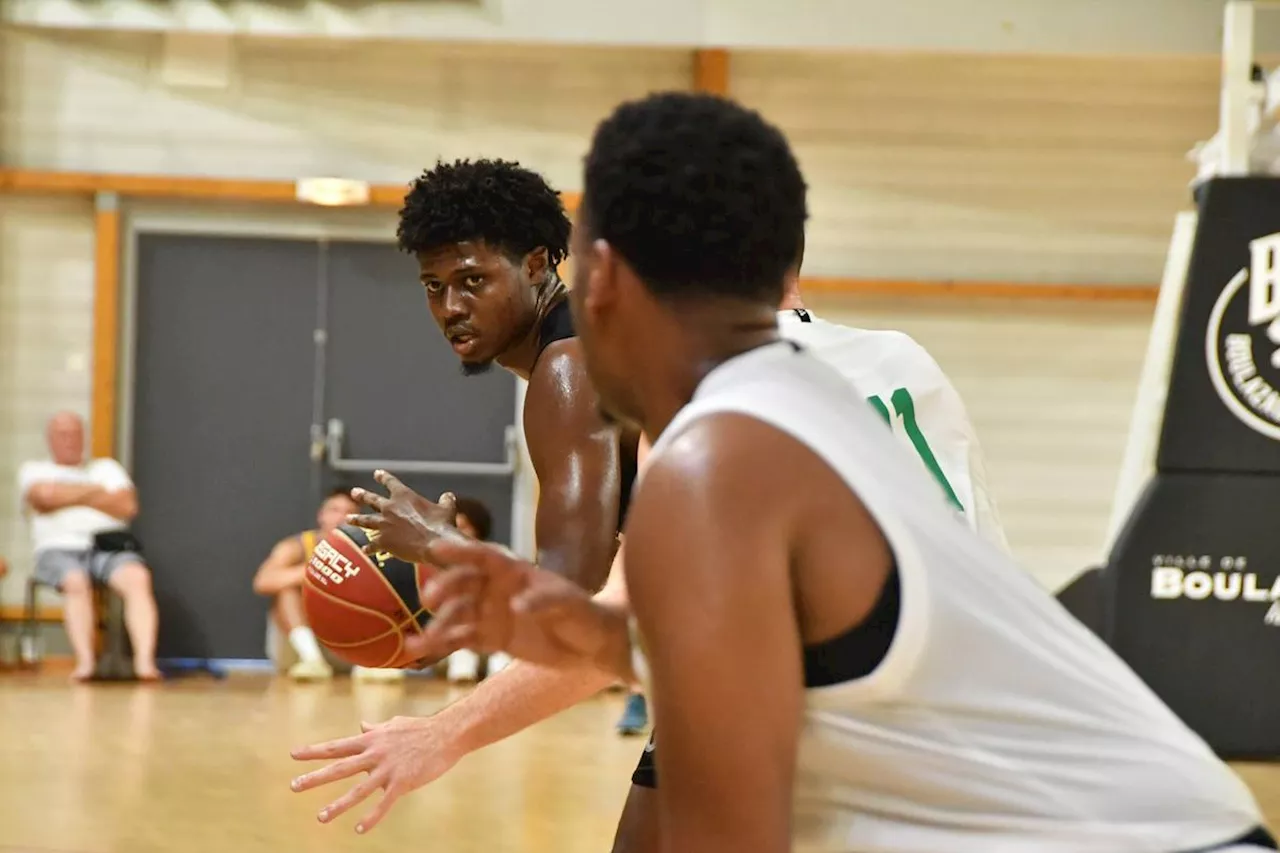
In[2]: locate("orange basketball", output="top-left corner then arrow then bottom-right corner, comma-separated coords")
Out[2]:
301,524 -> 433,669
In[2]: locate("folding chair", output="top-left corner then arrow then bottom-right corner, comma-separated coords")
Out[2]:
21,575 -> 132,678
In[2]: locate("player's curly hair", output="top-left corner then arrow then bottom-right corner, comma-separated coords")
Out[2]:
397,159 -> 571,274
581,92 -> 807,303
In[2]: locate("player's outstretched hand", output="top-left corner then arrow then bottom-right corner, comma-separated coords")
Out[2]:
347,469 -> 461,564
418,536 -> 631,675
290,714 -> 465,834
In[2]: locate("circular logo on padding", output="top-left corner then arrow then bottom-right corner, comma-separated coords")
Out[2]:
1205,233 -> 1280,441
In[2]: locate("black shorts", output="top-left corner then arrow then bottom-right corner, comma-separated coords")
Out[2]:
631,730 -> 657,788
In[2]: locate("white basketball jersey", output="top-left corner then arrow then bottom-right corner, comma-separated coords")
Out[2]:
777,309 -> 1010,553
644,342 -> 1263,853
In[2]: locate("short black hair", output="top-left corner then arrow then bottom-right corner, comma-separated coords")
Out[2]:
453,496 -> 493,542
397,159 -> 571,270
581,92 -> 806,304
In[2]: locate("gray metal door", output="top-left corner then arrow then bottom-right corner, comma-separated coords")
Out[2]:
320,240 -> 516,542
131,235 -> 319,660
129,234 -> 517,661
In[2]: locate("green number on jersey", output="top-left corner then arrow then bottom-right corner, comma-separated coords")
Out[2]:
867,387 -> 964,513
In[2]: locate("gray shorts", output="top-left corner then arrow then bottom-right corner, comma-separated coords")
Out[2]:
33,548 -> 144,590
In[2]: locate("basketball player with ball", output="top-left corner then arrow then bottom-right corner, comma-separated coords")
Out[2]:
290,170 -> 1017,842
415,92 -> 1272,851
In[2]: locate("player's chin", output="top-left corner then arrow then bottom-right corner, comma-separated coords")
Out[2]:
459,357 -> 496,377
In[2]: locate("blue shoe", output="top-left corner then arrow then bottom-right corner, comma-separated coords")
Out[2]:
616,692 -> 649,736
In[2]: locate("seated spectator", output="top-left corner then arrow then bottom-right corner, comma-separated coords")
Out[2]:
445,496 -> 509,683
254,487 -> 357,681
253,487 -> 406,683
18,411 -> 160,682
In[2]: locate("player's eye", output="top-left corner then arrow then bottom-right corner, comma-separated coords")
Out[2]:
463,275 -> 484,289
423,280 -> 443,295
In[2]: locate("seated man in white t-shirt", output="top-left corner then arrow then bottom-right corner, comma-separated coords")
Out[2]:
18,411 -> 161,682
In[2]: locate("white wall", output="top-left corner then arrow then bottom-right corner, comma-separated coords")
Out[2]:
734,51 -> 1216,284
0,29 -> 1198,602
0,195 -> 96,603
1,29 -> 1219,284
0,29 -> 691,191
809,294 -> 1155,592
2,0 -> 1266,55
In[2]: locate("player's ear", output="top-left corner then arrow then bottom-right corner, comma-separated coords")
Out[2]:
524,247 -> 550,287
581,238 -> 620,314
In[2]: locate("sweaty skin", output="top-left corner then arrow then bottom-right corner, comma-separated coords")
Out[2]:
522,337 -> 621,592
292,243 -> 630,833
423,240 -> 622,594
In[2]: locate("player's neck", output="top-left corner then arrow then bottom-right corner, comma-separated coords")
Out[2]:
497,280 -> 567,379
637,304 -> 780,438
778,289 -> 805,311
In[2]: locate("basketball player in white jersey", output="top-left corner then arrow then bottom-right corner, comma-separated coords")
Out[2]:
408,92 -> 1272,852
776,247 -> 1009,554
289,254 -> 1012,841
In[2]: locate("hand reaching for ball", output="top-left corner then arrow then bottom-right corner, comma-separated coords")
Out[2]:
413,536 -> 633,675
348,470 -> 464,565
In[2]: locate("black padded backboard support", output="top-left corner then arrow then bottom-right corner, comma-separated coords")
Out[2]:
1097,177 -> 1280,759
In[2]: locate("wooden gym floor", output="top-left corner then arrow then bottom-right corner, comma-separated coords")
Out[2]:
0,673 -> 641,853
3,673 -> 1280,853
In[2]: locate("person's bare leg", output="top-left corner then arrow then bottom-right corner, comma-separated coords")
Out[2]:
60,570 -> 97,681
276,586 -> 307,631
610,785 -> 662,853
106,563 -> 160,679
275,585 -> 330,678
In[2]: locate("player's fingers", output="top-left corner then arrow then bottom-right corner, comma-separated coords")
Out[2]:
442,624 -> 481,650
290,753 -> 375,793
317,771 -> 385,825
400,627 -> 455,667
419,598 -> 483,652
291,733 -> 369,761
511,582 -> 581,615
424,593 -> 479,634
419,564 -> 483,612
438,491 -> 457,512
374,469 -> 407,495
350,488 -> 388,511
345,513 -> 385,531
427,537 -> 521,575
356,786 -> 403,835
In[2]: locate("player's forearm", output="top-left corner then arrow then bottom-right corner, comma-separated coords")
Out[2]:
440,660 -> 618,755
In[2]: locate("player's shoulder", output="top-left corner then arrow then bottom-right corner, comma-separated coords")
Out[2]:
822,319 -> 947,376
524,337 -> 606,445
529,337 -> 588,395
635,411 -> 832,540
823,319 -> 933,359
646,412 -> 805,496
270,531 -> 310,558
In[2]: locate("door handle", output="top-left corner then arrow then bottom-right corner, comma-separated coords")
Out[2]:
322,418 -> 517,478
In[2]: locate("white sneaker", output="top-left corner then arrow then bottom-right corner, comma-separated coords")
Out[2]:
486,652 -> 513,676
288,658 -> 334,681
447,650 -> 481,683
351,666 -> 406,682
